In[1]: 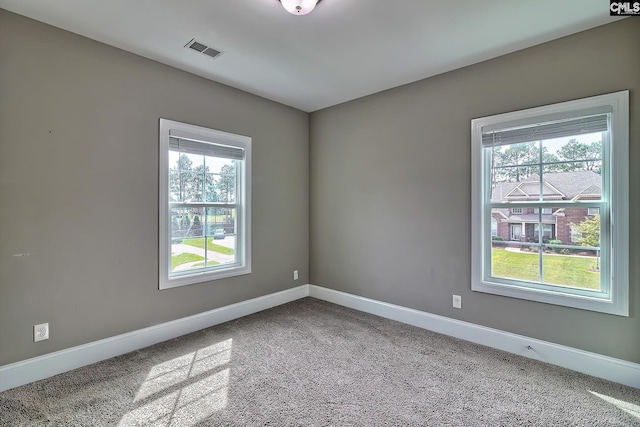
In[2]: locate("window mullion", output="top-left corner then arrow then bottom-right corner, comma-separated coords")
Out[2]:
538,139 -> 544,283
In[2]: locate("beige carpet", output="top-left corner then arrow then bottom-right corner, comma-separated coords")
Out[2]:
1,297 -> 639,426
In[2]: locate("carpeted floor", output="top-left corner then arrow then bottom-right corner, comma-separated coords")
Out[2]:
1,297 -> 639,426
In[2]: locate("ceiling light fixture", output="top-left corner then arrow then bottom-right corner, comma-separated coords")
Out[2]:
279,0 -> 320,15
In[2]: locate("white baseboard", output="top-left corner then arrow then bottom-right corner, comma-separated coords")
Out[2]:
308,285 -> 640,389
2,284 -> 638,393
0,285 -> 310,393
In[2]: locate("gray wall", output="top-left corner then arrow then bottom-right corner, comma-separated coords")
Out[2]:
1,8 -> 638,370
0,10 -> 309,366
310,19 -> 640,363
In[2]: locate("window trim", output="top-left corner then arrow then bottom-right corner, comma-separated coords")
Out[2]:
471,91 -> 628,316
159,119 -> 252,290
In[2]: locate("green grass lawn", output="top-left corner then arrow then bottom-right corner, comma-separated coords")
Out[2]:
182,237 -> 235,255
492,248 -> 600,290
171,252 -> 204,271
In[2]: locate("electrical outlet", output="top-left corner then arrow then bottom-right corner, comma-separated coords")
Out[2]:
34,323 -> 49,342
452,295 -> 462,309
293,270 -> 299,280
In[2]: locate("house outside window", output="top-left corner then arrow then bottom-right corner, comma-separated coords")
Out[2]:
471,91 -> 629,316
570,225 -> 582,244
534,208 -> 552,214
159,119 -> 252,289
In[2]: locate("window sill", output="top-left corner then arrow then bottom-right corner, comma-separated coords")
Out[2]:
160,265 -> 251,290
471,279 -> 627,316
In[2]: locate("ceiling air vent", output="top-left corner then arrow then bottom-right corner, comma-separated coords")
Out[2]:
184,39 -> 223,59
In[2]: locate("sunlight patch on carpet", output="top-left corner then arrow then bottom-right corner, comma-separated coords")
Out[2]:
118,339 -> 233,426
590,390 -> 640,419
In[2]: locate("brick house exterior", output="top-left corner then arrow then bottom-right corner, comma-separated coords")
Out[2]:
491,170 -> 600,244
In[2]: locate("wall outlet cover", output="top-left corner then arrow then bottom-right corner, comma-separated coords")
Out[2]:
452,295 -> 462,309
34,323 -> 49,342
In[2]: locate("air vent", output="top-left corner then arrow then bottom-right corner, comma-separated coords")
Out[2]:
184,39 -> 223,59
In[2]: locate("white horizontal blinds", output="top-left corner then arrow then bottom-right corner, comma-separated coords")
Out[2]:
481,114 -> 608,147
169,136 -> 244,160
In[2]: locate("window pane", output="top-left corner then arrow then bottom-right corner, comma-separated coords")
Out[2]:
170,207 -> 206,240
542,222 -> 601,291
169,170 -> 180,202
170,205 -> 208,274
171,237 -> 209,274
489,141 -> 539,187
204,207 -> 235,236
542,134 -> 602,173
203,206 -> 237,269
204,206 -> 237,268
491,202 -> 541,283
169,153 -> 239,204
191,172 -> 204,202
541,134 -> 602,202
215,160 -> 236,203
204,173 -> 217,202
490,204 -> 601,291
208,232 -> 236,267
492,164 -> 539,187
181,171 -> 197,202
541,166 -> 602,202
490,169 -> 539,204
170,207 -> 237,275
491,244 -> 540,283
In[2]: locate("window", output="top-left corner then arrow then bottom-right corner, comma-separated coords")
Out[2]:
159,119 -> 251,289
511,208 -> 523,214
471,91 -> 628,315
570,225 -> 582,244
491,217 -> 498,237
534,224 -> 553,241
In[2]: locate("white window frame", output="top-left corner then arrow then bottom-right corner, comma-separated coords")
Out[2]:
159,119 -> 252,289
471,91 -> 628,316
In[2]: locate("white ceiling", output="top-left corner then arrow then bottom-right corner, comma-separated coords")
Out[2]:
0,0 -> 622,112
